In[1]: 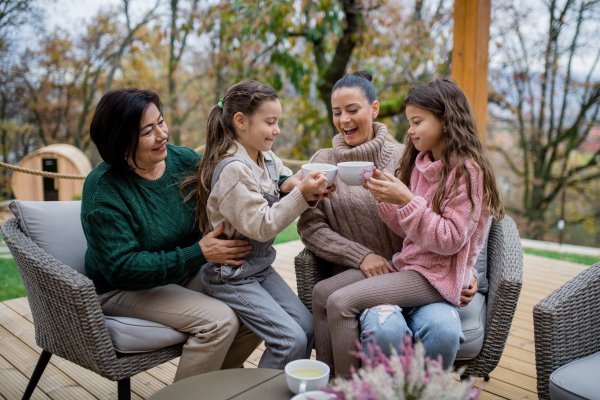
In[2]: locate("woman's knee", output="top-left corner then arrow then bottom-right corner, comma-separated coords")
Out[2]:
312,280 -> 333,310
191,300 -> 240,337
324,288 -> 355,317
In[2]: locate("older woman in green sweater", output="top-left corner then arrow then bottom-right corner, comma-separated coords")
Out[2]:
81,88 -> 297,382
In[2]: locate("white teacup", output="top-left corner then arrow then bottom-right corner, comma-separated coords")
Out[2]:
285,359 -> 330,395
291,391 -> 336,400
336,161 -> 375,186
301,163 -> 338,187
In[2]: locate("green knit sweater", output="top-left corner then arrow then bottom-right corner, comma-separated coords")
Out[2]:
81,144 -> 206,294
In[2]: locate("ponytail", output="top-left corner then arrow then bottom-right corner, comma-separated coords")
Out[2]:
181,80 -> 279,232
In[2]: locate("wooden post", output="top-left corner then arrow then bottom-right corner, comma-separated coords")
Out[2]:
451,0 -> 491,140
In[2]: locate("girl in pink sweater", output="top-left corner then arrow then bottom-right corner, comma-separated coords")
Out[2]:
366,77 -> 505,305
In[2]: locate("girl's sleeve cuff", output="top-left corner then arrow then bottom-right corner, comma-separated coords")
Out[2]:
397,196 -> 427,220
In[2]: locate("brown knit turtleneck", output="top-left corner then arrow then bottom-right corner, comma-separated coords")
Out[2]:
332,123 -> 396,169
297,122 -> 406,270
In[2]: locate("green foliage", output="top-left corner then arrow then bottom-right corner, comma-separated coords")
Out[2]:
0,258 -> 26,302
522,248 -> 599,266
274,220 -> 300,245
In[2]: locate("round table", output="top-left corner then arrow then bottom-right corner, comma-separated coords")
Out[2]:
147,368 -> 294,400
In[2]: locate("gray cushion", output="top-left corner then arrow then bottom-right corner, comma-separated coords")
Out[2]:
550,351 -> 600,400
473,216 -> 493,294
105,316 -> 189,354
455,292 -> 487,360
9,200 -> 88,276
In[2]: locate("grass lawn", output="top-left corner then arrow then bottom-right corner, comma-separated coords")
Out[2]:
274,220 -> 300,245
0,258 -> 26,302
522,248 -> 599,266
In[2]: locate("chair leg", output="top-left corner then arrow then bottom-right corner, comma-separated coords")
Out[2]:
484,374 -> 490,381
22,350 -> 52,400
118,378 -> 131,400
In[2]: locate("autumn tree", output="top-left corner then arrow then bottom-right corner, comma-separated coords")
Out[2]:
488,0 -> 600,240
205,0 -> 453,157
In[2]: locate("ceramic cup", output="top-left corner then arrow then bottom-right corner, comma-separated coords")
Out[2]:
336,161 -> 375,186
290,391 -> 337,400
301,163 -> 338,187
285,359 -> 330,395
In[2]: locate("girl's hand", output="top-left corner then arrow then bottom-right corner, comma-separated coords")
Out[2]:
359,253 -> 396,278
297,170 -> 328,201
459,275 -> 479,307
199,222 -> 252,265
365,169 -> 415,206
279,170 -> 303,193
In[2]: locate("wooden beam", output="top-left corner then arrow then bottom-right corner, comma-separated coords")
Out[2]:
451,0 -> 491,140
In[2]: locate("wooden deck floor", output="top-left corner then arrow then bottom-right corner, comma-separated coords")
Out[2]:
0,240 -> 591,400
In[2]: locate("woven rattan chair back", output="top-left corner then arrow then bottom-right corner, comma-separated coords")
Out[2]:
294,215 -> 523,378
533,261 -> 600,400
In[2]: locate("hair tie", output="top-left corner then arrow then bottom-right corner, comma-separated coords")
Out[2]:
218,99 -> 224,109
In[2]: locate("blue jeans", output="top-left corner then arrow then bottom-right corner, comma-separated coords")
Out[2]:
359,302 -> 465,370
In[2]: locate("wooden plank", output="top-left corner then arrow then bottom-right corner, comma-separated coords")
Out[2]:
477,376 -> 537,400
0,324 -> 96,399
478,391 -> 508,400
489,366 -> 538,393
3,297 -> 33,323
0,354 -> 51,400
497,355 -> 537,379
0,303 -> 147,400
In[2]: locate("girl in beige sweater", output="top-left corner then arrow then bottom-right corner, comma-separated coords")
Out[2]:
183,80 -> 331,369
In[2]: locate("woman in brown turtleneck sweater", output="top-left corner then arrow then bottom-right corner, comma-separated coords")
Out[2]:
297,71 -> 478,378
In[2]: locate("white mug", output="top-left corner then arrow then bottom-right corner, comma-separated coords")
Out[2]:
301,163 -> 338,187
285,359 -> 330,394
336,161 -> 375,186
291,391 -> 337,400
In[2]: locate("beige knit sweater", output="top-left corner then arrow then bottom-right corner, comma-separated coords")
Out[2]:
207,141 -> 312,241
297,123 -> 406,269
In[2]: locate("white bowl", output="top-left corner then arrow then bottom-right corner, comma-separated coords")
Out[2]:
336,162 -> 375,186
301,163 -> 337,187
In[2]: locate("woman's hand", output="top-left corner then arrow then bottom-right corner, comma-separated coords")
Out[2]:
359,253 -> 396,278
459,274 -> 479,307
199,222 -> 252,266
297,170 -> 329,201
365,169 -> 415,206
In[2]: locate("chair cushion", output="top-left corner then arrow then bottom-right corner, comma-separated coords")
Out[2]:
9,200 -> 88,276
472,216 -> 492,294
104,316 -> 189,354
549,351 -> 600,400
455,292 -> 487,360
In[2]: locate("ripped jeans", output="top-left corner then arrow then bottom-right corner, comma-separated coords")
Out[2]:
359,302 -> 465,370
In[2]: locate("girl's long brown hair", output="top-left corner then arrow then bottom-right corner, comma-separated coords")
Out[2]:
396,77 -> 504,221
180,80 -> 279,232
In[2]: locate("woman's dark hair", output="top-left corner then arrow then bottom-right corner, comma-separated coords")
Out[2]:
331,70 -> 377,103
90,88 -> 163,172
180,80 -> 280,231
396,77 -> 504,221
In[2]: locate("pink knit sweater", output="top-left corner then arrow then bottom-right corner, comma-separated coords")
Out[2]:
377,152 -> 489,305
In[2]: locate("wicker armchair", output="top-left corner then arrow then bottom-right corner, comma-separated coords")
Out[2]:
1,218 -> 183,400
294,215 -> 523,379
533,261 -> 600,400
